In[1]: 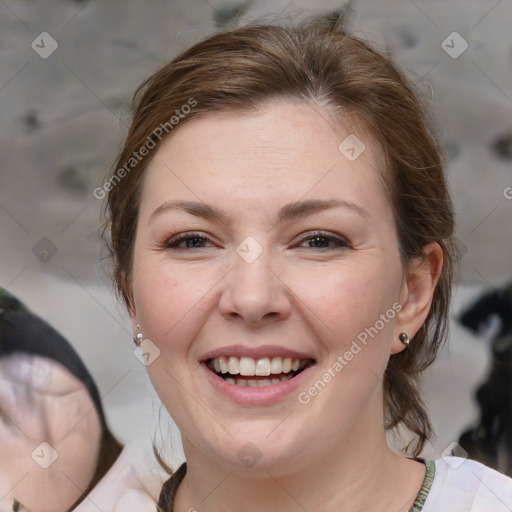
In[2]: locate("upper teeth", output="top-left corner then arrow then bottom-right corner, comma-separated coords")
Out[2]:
209,356 -> 302,376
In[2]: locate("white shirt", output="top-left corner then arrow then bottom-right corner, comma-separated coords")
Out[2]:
422,457 -> 512,511
70,445 -> 512,512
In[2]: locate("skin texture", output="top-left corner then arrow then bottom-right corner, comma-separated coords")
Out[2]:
129,100 -> 443,511
0,355 -> 101,512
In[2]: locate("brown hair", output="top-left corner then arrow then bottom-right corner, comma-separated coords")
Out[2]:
104,19 -> 456,455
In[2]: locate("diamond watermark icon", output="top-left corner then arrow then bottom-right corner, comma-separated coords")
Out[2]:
31,32 -> 59,59
31,442 -> 59,469
441,32 -> 468,59
118,109 -> 132,131
338,134 -> 365,161
236,236 -> 263,264
237,442 -> 262,468
441,441 -> 468,469
32,237 -> 58,263
134,339 -> 161,366
453,236 -> 468,259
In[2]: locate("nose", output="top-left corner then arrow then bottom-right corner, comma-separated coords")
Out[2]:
218,247 -> 292,327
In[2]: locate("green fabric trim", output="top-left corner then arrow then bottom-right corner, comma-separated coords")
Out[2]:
158,459 -> 437,512
409,459 -> 435,512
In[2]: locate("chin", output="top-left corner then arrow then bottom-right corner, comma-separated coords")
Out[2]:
199,423 -> 311,473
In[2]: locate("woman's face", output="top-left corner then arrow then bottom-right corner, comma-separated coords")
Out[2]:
131,100 -> 413,471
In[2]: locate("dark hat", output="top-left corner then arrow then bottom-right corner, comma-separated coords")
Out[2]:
0,287 -> 108,431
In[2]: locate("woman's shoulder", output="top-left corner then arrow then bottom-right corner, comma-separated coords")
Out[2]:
423,456 -> 512,511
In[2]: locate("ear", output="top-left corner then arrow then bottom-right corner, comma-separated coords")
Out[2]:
391,242 -> 444,355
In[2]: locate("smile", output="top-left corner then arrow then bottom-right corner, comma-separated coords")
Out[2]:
207,356 -> 313,387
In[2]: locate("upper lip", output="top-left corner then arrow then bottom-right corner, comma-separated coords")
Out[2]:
199,345 -> 315,362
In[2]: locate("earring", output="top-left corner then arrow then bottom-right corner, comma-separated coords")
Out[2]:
399,332 -> 410,347
133,324 -> 143,346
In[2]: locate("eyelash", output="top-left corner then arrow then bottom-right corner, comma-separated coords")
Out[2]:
161,231 -> 350,251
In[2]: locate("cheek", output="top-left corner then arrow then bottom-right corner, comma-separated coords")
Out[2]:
132,262 -> 203,415
133,260 -> 202,339
131,260 -> 224,402
291,259 -> 401,338
293,263 -> 403,396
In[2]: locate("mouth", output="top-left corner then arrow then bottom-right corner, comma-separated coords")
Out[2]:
206,356 -> 315,388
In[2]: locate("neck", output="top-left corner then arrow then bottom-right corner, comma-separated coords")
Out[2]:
173,402 -> 426,512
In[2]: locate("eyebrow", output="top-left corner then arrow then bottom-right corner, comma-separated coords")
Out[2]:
148,198 -> 369,225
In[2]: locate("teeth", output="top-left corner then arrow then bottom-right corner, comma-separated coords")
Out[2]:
239,357 -> 256,376
255,357 -> 271,376
222,374 -> 294,387
270,357 -> 282,374
219,357 -> 229,374
209,356 -> 306,377
228,356 -> 239,375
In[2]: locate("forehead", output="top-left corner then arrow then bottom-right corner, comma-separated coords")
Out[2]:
140,100 -> 389,219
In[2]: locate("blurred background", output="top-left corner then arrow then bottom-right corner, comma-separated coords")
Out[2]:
0,0 -> 511,488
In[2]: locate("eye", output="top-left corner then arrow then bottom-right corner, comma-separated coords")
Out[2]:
296,231 -> 350,250
161,231 -> 214,250
159,231 -> 350,251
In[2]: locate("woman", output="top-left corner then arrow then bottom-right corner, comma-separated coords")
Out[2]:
101,19 -> 512,511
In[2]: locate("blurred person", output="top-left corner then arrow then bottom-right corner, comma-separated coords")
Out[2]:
0,288 -> 122,511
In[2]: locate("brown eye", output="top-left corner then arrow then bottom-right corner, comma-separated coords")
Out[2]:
162,232 -> 213,250
296,232 -> 350,250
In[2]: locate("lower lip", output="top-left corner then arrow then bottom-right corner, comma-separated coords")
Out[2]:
200,363 -> 314,405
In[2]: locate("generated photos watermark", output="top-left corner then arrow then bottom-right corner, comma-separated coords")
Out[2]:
298,302 -> 403,404
93,97 -> 197,200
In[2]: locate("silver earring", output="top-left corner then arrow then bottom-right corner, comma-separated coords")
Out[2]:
133,324 -> 143,345
399,332 -> 410,347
